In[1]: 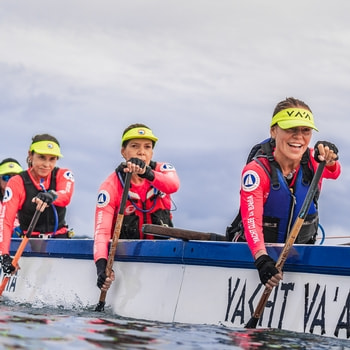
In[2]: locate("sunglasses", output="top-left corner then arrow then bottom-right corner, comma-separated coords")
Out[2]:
1,174 -> 14,182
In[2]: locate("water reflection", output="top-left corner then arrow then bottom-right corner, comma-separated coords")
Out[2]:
0,304 -> 349,350
228,328 -> 350,350
84,318 -> 158,349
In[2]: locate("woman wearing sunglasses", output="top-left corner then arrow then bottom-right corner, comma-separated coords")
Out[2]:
0,158 -> 23,195
0,158 -> 23,234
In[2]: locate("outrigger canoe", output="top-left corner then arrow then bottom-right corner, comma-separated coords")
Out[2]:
2,224 -> 350,340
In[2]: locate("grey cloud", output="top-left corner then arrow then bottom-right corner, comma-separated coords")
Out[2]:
0,1 -> 349,242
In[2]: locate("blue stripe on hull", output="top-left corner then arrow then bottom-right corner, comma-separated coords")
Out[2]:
10,238 -> 350,276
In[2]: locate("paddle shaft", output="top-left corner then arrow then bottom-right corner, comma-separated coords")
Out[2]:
142,224 -> 227,241
96,172 -> 131,310
245,161 -> 326,328
0,205 -> 44,296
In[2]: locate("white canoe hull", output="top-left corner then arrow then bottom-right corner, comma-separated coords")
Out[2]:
2,238 -> 349,340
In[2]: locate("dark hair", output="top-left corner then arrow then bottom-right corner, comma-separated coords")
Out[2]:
31,133 -> 60,146
121,123 -> 155,148
0,158 -> 21,167
27,133 -> 60,167
272,97 -> 312,117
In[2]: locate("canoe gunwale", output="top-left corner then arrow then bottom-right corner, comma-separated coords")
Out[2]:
10,238 -> 350,276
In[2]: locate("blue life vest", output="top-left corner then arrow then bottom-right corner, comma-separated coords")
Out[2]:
226,138 -> 319,244
257,157 -> 318,243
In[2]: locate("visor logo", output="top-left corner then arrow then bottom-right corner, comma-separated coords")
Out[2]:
287,109 -> 312,121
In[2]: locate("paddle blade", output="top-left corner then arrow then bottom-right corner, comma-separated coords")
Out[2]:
95,301 -> 105,312
245,316 -> 259,329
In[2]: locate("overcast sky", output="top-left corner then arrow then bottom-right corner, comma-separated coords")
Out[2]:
1,1 -> 350,243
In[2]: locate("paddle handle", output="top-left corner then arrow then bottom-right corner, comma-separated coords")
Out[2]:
0,207 -> 43,296
276,161 -> 326,270
96,172 -> 131,309
246,161 -> 326,327
96,212 -> 125,305
142,224 -> 227,241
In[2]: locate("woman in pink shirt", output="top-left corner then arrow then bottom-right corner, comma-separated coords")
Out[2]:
0,158 -> 23,233
94,123 -> 180,292
238,97 -> 341,290
0,134 -> 75,275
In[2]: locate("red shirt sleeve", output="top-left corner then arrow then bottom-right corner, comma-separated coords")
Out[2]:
93,172 -> 121,262
240,161 -> 270,258
0,175 -> 26,255
151,162 -> 180,194
53,168 -> 75,207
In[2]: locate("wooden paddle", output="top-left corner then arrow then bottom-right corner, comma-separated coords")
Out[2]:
0,202 -> 46,296
245,160 -> 326,329
142,224 -> 227,241
95,171 -> 132,312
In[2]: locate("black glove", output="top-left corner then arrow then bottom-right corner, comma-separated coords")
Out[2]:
138,166 -> 155,181
314,141 -> 339,162
1,254 -> 15,274
127,158 -> 154,181
254,254 -> 279,285
128,157 -> 146,168
96,258 -> 107,289
36,190 -> 57,205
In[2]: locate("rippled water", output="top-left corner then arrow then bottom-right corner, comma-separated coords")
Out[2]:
0,302 -> 349,350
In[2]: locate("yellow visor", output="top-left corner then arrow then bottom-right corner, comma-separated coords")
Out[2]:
121,127 -> 158,145
29,140 -> 63,157
271,107 -> 318,131
0,162 -> 23,175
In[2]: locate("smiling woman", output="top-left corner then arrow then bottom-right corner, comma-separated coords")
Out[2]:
0,133 -> 75,274
226,97 -> 341,290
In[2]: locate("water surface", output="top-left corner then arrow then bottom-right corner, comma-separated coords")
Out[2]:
0,302 -> 348,349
